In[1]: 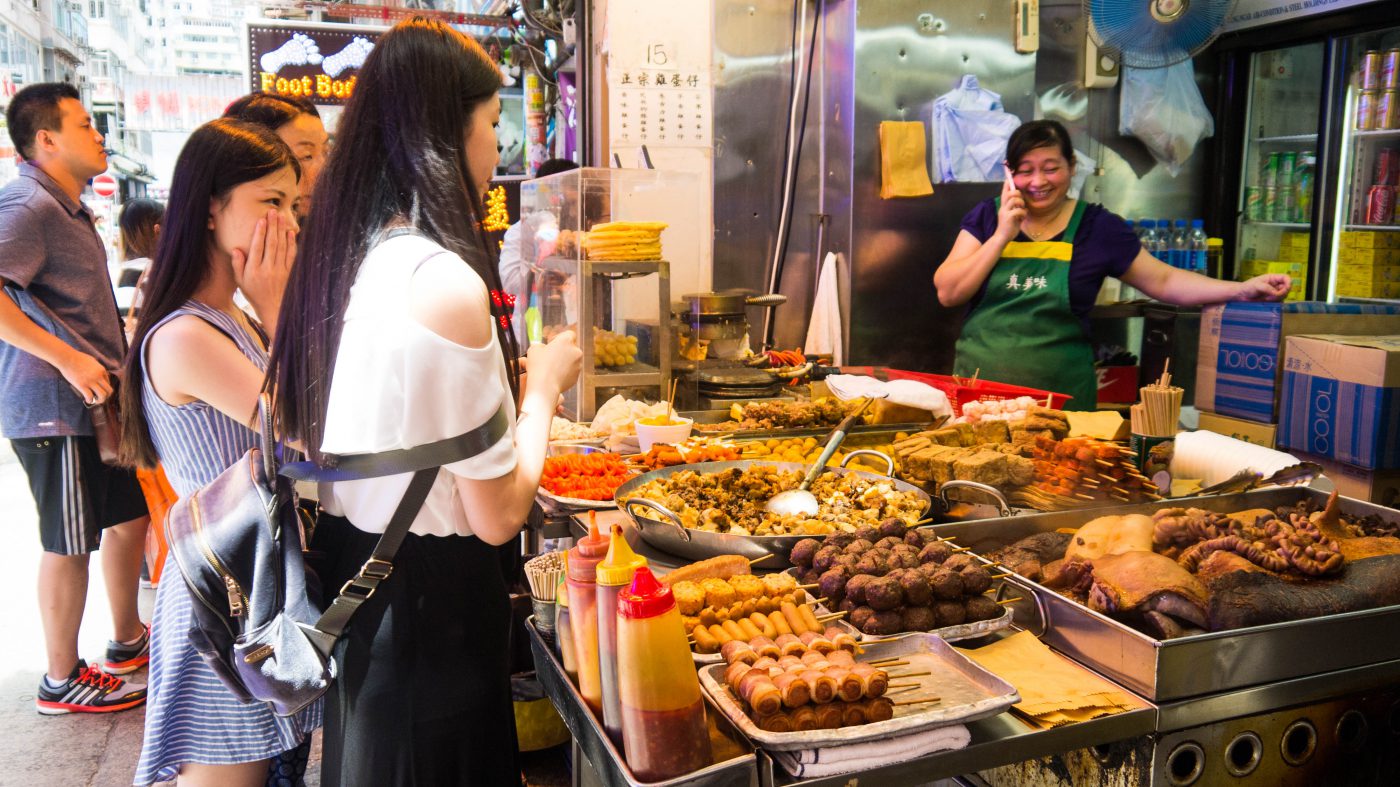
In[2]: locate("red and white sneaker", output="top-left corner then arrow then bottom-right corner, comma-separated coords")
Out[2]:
103,625 -> 150,675
36,660 -> 147,715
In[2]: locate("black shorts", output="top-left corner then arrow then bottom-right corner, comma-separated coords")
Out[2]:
11,435 -> 149,556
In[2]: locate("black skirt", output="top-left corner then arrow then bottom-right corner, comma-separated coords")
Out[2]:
317,518 -> 520,786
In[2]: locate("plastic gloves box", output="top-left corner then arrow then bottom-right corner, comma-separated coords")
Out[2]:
1195,411 -> 1277,448
1195,302 -> 1400,425
1279,335 -> 1400,470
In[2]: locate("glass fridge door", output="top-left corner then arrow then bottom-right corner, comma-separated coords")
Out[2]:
1329,29 -> 1400,303
1237,43 -> 1325,302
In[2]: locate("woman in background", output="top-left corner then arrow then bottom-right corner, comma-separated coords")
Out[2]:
123,118 -> 318,787
224,92 -> 329,220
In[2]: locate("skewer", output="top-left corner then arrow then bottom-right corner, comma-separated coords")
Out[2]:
817,611 -> 848,622
990,573 -> 1011,579
748,555 -> 775,567
1074,493 -> 1097,501
866,658 -> 908,667
796,583 -> 819,591
886,685 -> 920,696
861,637 -> 904,645
892,696 -> 942,707
887,682 -> 921,689
948,545 -> 973,553
887,671 -> 931,679
996,597 -> 1024,605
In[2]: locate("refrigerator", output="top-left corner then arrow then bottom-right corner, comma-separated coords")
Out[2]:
1212,3 -> 1400,304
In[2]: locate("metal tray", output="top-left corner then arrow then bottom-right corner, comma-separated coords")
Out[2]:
527,617 -> 759,787
615,456 -> 931,564
786,567 -> 1017,645
698,633 -> 1019,751
689,604 -> 862,666
929,487 -> 1400,702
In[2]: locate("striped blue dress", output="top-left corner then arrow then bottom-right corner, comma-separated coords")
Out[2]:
133,301 -> 322,785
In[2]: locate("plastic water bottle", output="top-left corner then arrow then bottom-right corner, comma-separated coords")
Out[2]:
1150,221 -> 1170,265
1188,219 -> 1209,275
1170,219 -> 1189,269
1138,220 -> 1157,257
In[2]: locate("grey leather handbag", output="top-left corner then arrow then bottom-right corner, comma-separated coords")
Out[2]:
164,394 -> 509,717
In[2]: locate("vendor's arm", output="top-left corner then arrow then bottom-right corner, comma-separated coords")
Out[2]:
411,258 -> 581,545
1119,250 -> 1291,305
934,177 -> 1026,306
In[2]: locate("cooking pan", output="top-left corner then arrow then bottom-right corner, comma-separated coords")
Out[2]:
615,450 -> 933,563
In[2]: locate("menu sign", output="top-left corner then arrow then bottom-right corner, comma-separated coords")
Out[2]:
247,22 -> 383,105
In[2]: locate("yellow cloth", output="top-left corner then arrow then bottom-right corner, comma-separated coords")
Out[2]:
879,121 -> 935,199
959,631 -> 1138,729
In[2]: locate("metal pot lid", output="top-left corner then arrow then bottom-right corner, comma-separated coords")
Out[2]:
696,366 -> 776,386
678,291 -> 788,316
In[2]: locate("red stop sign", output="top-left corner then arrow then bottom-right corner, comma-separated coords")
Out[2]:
92,173 -> 118,198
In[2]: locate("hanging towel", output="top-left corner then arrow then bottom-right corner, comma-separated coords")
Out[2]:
771,724 -> 972,778
878,121 -> 935,199
805,252 -> 844,365
932,75 -> 1023,183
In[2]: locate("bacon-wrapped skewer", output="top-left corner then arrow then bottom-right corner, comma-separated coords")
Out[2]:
800,650 -> 831,669
825,626 -> 859,653
801,668 -> 838,704
737,670 -> 782,716
824,649 -> 856,668
750,656 -> 779,671
841,700 -> 869,726
850,663 -> 889,699
756,712 -> 794,732
775,633 -> 805,657
721,639 -> 757,665
815,703 -> 845,729
749,635 -> 781,660
863,697 -> 895,722
790,706 -> 820,731
798,630 -> 835,654
829,666 -> 865,703
771,672 -> 811,708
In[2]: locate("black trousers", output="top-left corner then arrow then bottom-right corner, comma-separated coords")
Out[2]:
317,519 -> 520,786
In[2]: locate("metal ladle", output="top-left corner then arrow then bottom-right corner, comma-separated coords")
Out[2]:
766,397 -> 880,517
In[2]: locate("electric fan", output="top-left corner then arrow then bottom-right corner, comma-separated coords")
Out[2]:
1086,0 -> 1237,69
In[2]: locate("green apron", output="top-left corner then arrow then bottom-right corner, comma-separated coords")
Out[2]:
953,199 -> 1098,410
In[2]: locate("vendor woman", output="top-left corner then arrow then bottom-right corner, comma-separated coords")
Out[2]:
934,120 -> 1290,409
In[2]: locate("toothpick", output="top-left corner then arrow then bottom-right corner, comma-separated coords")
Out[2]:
996,597 -> 1024,605
817,611 -> 848,622
887,670 -> 931,679
892,696 -> 943,706
866,658 -> 908,667
990,572 -> 1011,579
796,583 -> 819,590
748,554 -> 775,566
886,685 -> 920,696
887,682 -> 921,689
861,637 -> 903,645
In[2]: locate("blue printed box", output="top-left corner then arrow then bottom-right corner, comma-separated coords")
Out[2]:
1195,302 -> 1400,424
1279,335 -> 1400,470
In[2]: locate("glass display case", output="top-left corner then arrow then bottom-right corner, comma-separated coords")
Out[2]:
1235,42 -> 1326,302
519,167 -> 700,418
1329,29 -> 1400,302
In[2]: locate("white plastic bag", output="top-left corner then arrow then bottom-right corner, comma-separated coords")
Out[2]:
932,75 -> 1023,183
1119,62 -> 1214,177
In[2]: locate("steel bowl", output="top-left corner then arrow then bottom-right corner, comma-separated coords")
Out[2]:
614,450 -> 931,564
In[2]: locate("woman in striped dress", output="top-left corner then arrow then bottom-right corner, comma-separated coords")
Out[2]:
119,118 -> 319,786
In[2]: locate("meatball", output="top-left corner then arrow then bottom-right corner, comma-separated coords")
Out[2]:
943,553 -> 978,573
900,605 -> 937,632
964,595 -> 1001,622
863,610 -> 905,636
934,600 -> 968,627
837,597 -> 860,614
849,605 -> 877,631
899,572 -> 932,606
930,569 -> 965,601
853,553 -> 889,577
833,553 -> 860,571
801,568 -> 822,585
904,528 -> 929,547
818,569 -> 850,603
898,552 -> 923,570
878,517 -> 908,539
844,538 -> 875,556
961,566 -> 993,595
844,574 -> 874,605
826,533 -> 856,550
866,577 -> 904,611
813,545 -> 842,573
871,537 -> 899,552
890,542 -> 918,557
854,525 -> 880,543
918,541 -> 953,565
789,538 -> 822,568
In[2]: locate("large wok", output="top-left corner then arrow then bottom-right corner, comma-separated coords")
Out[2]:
615,450 -> 958,564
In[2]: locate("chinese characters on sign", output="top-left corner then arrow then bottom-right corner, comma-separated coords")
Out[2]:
607,41 -> 711,148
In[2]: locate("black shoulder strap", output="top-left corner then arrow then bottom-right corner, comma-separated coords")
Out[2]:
285,404 -> 511,650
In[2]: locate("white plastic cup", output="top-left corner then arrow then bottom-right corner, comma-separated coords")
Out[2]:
634,417 -> 693,452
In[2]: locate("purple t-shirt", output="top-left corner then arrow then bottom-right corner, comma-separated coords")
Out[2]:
958,198 -> 1142,336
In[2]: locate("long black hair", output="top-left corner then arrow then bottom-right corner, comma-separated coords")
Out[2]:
118,118 -> 300,468
224,92 -> 321,131
118,198 -> 164,261
266,17 -> 517,462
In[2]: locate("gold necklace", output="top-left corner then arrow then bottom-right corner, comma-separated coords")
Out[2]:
1022,200 -> 1071,241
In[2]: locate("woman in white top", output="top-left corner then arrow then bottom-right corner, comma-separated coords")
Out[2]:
265,19 -> 581,785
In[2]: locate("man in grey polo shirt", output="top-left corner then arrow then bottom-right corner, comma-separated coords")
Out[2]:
0,83 -> 149,714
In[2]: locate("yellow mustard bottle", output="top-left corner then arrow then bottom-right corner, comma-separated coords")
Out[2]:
596,524 -> 647,746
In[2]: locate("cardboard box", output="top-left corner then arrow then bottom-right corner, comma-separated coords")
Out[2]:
1297,452 -> 1400,507
1277,245 -> 1309,263
1195,302 -> 1400,424
1341,230 -> 1400,250
1337,280 -> 1400,299
1196,411 -> 1278,448
1095,365 -> 1139,405
1338,246 -> 1400,265
1278,334 -> 1400,469
1280,231 -> 1311,249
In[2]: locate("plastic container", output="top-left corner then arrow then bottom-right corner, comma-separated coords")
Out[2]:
596,524 -> 648,747
1206,238 -> 1224,280
616,567 -> 713,782
635,416 -> 693,452
566,515 -> 611,714
555,562 -> 578,682
1170,219 -> 1188,269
